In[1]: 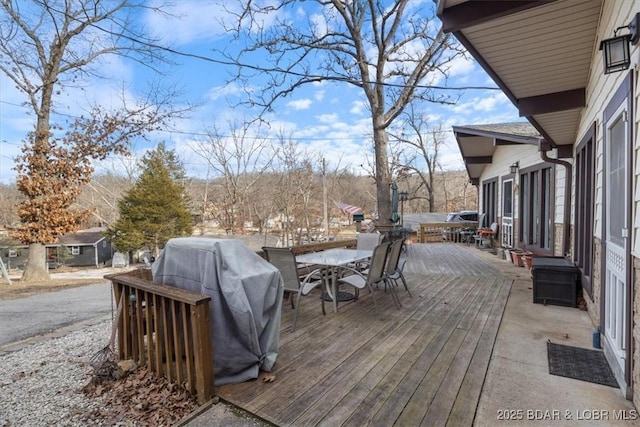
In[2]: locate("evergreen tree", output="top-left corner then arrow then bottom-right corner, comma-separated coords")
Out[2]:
107,143 -> 193,257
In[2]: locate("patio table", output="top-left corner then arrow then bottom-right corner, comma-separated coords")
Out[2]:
295,248 -> 373,313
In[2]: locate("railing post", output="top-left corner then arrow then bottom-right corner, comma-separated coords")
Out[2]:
191,302 -> 214,404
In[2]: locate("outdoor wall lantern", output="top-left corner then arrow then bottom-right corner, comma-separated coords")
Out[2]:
600,13 -> 640,74
510,161 -> 519,174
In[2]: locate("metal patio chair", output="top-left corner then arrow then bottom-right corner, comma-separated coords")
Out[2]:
352,232 -> 383,271
337,241 -> 400,312
474,221 -> 498,248
356,232 -> 383,250
262,246 -> 325,331
385,238 -> 412,298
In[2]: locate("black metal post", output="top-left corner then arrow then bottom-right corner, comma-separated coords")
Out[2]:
399,192 -> 408,229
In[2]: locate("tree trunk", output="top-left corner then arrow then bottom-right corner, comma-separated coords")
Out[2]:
373,125 -> 391,225
18,74 -> 56,284
21,243 -> 50,282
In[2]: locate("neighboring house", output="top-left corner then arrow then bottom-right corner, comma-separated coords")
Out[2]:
1,228 -> 113,269
47,228 -> 113,267
437,0 -> 639,404
0,244 -> 28,270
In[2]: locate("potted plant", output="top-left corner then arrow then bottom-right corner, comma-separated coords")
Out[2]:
510,249 -> 525,267
522,251 -> 534,270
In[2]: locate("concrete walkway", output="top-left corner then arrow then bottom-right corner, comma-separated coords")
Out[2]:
474,249 -> 639,427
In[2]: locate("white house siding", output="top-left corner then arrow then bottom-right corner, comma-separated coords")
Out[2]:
633,45 -> 640,258
572,0 -> 639,404
577,0 -> 635,243
548,157 -> 568,256
572,0 -> 632,317
551,158 -> 567,227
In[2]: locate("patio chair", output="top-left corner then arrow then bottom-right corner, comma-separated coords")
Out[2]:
474,222 -> 498,248
357,232 -> 383,250
461,213 -> 486,245
353,232 -> 383,271
262,247 -> 325,331
337,241 -> 400,312
385,239 -> 412,298
477,212 -> 487,228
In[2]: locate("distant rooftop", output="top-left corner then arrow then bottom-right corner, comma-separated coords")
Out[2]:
456,122 -> 542,139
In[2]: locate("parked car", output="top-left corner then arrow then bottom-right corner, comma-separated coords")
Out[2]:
443,210 -> 479,241
445,210 -> 478,224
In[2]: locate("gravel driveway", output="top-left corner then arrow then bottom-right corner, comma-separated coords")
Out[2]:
0,269 -> 270,427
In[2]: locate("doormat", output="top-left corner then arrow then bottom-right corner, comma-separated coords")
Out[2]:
547,342 -> 618,388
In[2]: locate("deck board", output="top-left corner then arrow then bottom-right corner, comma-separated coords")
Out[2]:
216,243 -> 512,426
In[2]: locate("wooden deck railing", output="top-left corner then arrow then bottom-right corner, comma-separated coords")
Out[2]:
104,270 -> 214,404
418,222 -> 477,243
256,238 -> 357,260
291,238 -> 357,254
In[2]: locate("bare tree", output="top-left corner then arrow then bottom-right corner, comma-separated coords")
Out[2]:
270,138 -> 321,246
390,108 -> 446,212
436,170 -> 476,212
191,120 -> 277,234
0,0 -> 185,281
77,172 -> 133,227
0,183 -> 22,227
221,0 -> 464,224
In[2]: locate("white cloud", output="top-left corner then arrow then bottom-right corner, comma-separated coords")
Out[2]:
349,100 -> 367,115
448,92 -> 513,115
448,55 -> 476,77
310,13 -> 329,38
206,83 -> 245,101
144,1 -> 227,45
287,98 -> 313,110
317,113 -> 339,124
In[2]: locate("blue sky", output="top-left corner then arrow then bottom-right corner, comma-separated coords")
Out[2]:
0,0 -> 523,185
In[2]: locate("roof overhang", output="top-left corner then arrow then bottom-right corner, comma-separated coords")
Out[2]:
452,123 -> 544,183
437,0 -> 604,148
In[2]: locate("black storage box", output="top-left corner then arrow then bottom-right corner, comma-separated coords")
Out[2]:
532,257 -> 578,307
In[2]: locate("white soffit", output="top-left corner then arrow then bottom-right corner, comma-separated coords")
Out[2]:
440,0 -> 603,147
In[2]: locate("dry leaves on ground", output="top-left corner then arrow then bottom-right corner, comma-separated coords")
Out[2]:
82,367 -> 197,426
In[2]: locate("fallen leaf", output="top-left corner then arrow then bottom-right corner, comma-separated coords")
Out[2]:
263,373 -> 276,383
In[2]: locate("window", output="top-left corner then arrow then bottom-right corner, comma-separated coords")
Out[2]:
71,246 -> 80,255
481,178 -> 498,227
519,164 -> 554,253
608,114 -> 626,247
501,178 -> 515,248
459,212 -> 478,222
574,123 -> 595,298
502,180 -> 513,218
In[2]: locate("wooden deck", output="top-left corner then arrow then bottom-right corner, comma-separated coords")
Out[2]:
216,243 -> 512,426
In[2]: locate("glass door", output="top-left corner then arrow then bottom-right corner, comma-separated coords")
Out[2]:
501,179 -> 513,248
604,102 -> 628,374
